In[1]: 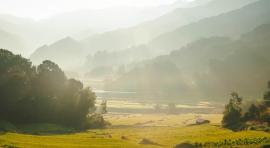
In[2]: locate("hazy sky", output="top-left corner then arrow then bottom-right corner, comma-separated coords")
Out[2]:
0,0 -> 191,20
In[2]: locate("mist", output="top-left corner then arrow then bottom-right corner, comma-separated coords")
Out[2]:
1,0 -> 270,147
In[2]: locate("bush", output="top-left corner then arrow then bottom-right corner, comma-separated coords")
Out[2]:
261,112 -> 270,124
82,114 -> 110,129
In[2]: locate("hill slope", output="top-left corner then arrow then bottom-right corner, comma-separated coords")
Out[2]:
82,0 -> 258,52
0,29 -> 25,54
30,37 -> 85,69
105,24 -> 270,102
149,0 -> 270,51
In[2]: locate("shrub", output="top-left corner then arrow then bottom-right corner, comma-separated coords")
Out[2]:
82,114 -> 110,129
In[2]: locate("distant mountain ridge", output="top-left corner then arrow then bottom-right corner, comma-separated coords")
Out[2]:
82,0 -> 270,72
105,24 -> 270,102
148,0 -> 270,51
81,0 -> 258,52
30,0 -> 266,71
0,0 -> 196,55
30,37 -> 85,69
0,29 -> 25,54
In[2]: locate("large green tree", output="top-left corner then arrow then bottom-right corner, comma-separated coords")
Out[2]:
0,49 -> 97,128
222,92 -> 243,130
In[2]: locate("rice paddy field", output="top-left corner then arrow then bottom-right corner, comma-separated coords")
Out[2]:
1,113 -> 270,148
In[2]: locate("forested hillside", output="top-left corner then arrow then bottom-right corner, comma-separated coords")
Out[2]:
30,37 -> 85,68
82,0 -> 257,52
82,0 -> 269,74
149,0 -> 270,51
105,24 -> 270,102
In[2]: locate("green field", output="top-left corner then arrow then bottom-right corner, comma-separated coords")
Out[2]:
1,114 -> 270,148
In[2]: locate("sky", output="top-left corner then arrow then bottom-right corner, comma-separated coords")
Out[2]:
0,0 -> 187,20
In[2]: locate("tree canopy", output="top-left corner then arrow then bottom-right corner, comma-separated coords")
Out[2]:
0,49 -> 96,128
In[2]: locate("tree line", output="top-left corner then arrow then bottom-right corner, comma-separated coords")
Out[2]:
0,49 -> 98,128
222,81 -> 270,131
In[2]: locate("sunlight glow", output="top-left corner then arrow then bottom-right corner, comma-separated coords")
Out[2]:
0,0 -> 182,20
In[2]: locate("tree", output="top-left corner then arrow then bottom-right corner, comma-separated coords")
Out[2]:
244,104 -> 260,121
0,49 -> 98,128
154,104 -> 162,112
34,60 -> 67,97
222,92 -> 243,130
264,81 -> 270,106
99,100 -> 108,114
0,49 -> 35,123
168,103 -> 177,114
75,87 -> 96,126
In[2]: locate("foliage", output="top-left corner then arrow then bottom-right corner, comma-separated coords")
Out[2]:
223,82 -> 270,131
106,24 -> 270,101
243,103 -> 267,122
0,49 -> 96,129
83,114 -> 110,129
176,137 -> 270,147
222,92 -> 243,130
264,81 -> 270,106
99,100 -> 108,114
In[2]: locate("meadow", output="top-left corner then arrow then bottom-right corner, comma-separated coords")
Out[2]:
1,113 -> 270,148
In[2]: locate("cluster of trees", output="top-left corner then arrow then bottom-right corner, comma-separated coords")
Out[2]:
222,81 -> 270,130
153,103 -> 178,114
0,49 -> 97,128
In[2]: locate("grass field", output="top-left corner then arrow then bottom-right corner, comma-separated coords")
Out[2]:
1,114 -> 270,148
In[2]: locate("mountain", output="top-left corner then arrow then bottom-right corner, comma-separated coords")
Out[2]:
149,0 -> 269,51
0,2 -> 184,55
29,0 -> 216,69
0,29 -> 25,54
82,0 -> 267,77
30,0 -> 266,73
0,14 -> 69,55
82,0 -> 258,52
30,37 -> 85,69
104,24 -> 270,103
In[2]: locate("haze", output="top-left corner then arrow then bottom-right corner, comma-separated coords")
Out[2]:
2,0 -> 270,147
0,0 -> 181,19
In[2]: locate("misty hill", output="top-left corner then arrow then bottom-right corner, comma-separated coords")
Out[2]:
30,37 -> 85,69
0,14 -> 49,54
84,45 -> 157,78
0,3 -> 181,55
149,0 -> 270,51
105,24 -> 270,103
82,0 -> 257,52
30,0 -> 216,69
83,0 -> 266,76
0,29 -> 25,54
